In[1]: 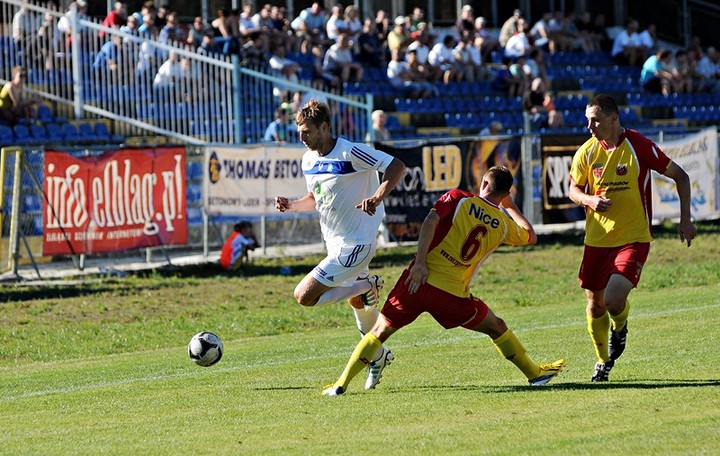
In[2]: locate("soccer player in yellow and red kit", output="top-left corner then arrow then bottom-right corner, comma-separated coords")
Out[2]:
322,166 -> 565,396
569,94 -> 696,382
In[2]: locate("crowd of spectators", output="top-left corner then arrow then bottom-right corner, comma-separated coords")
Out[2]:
8,1 -> 720,136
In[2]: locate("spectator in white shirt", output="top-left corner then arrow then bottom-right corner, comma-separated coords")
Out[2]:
428,34 -> 461,84
638,24 -> 657,54
611,19 -> 646,66
323,33 -> 363,86
504,18 -> 532,59
153,51 -> 183,90
325,4 -> 348,43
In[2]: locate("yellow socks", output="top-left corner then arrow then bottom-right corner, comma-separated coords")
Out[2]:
610,300 -> 630,331
587,311 -> 611,363
493,329 -> 540,380
333,332 -> 382,390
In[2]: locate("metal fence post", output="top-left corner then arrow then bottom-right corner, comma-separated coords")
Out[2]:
232,54 -> 244,145
521,112 -> 535,223
9,149 -> 22,275
70,4 -> 83,119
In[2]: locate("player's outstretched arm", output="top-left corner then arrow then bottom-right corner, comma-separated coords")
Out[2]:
275,192 -> 317,213
663,161 -> 697,247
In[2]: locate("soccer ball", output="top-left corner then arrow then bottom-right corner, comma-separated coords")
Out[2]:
188,331 -> 224,367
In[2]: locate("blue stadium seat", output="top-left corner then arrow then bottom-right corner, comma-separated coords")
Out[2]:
46,123 -> 63,141
12,125 -> 35,145
61,123 -> 81,142
37,105 -> 52,122
0,125 -> 13,144
30,124 -> 49,142
78,122 -> 98,141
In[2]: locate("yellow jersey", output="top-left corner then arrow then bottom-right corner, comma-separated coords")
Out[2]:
570,129 -> 671,247
422,189 -> 531,297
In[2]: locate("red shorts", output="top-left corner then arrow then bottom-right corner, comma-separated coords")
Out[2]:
579,242 -> 650,291
381,269 -> 489,330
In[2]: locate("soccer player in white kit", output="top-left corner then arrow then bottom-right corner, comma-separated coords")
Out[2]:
275,99 -> 407,390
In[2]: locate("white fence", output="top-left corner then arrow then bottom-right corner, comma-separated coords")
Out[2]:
0,0 -> 373,144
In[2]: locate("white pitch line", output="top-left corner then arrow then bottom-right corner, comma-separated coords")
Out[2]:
2,301 -> 719,402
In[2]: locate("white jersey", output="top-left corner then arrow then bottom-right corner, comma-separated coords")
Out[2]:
302,137 -> 394,246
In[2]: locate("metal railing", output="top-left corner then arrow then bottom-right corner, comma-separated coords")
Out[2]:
1,0 -> 373,145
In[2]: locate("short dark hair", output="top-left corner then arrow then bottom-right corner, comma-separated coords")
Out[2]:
484,166 -> 514,195
587,94 -> 618,117
234,221 -> 253,231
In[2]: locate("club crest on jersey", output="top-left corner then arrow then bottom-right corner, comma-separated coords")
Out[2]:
616,164 -> 628,176
592,164 -> 603,179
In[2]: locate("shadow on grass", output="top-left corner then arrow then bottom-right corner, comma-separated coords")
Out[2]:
0,284 -> 128,303
383,379 -> 720,394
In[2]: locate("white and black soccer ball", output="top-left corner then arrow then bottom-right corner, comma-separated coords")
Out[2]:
188,331 -> 224,367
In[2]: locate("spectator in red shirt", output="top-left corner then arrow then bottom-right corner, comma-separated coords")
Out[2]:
100,2 -> 127,38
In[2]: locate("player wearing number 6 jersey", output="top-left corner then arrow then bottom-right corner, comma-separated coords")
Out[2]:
323,166 -> 565,396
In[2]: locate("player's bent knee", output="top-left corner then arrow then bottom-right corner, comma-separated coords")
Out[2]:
293,288 -> 317,307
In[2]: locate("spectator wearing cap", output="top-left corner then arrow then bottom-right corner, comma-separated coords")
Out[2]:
499,8 -> 522,48
387,15 -> 411,52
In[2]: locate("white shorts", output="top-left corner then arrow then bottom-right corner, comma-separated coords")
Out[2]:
312,241 -> 377,287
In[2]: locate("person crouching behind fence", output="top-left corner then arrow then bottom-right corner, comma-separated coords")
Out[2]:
220,222 -> 260,270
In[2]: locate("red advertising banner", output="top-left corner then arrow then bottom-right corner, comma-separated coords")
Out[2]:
42,147 -> 188,255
